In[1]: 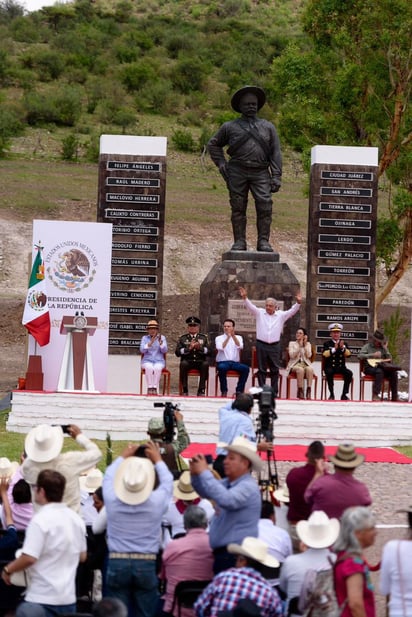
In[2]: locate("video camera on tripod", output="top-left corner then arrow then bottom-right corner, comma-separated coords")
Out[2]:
253,385 -> 279,492
255,385 -> 277,442
153,401 -> 180,443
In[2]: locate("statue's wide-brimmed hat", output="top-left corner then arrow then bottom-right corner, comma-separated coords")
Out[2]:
231,86 -> 266,112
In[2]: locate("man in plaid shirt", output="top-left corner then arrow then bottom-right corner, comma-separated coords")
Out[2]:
194,537 -> 283,617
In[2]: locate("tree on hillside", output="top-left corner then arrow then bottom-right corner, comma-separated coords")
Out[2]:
269,0 -> 412,308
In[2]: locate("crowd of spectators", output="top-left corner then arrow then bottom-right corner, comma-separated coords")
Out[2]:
0,417 -> 410,617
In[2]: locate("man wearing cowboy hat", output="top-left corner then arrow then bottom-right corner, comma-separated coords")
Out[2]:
162,470 -> 214,544
161,505 -> 214,617
194,536 -> 282,617
322,323 -> 353,400
208,85 -> 282,252
359,329 -> 399,401
175,316 -> 210,396
103,440 -> 173,616
190,436 -> 262,574
279,510 -> 340,617
304,443 -> 372,519
22,423 -> 101,513
214,393 -> 273,478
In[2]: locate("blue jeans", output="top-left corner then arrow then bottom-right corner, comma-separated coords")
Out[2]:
106,557 -> 159,617
216,361 -> 250,394
16,601 -> 76,616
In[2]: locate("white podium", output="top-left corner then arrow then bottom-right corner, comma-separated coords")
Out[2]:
57,315 -> 98,392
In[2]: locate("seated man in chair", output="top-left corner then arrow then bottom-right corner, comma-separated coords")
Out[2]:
358,329 -> 399,401
322,323 -> 352,400
175,316 -> 210,397
215,319 -> 250,397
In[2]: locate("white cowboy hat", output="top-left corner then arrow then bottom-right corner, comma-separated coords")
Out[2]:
173,470 -> 198,501
0,457 -> 19,479
79,468 -> 103,493
114,457 -> 155,505
329,443 -> 364,469
25,424 -> 64,463
228,537 -> 279,568
273,484 -> 289,503
296,510 -> 340,549
217,436 -> 263,472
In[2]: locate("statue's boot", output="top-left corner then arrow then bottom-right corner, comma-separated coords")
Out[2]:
231,211 -> 247,250
256,207 -> 274,252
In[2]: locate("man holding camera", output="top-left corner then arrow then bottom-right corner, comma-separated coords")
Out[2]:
147,408 -> 190,478
22,423 -> 102,513
213,393 -> 272,478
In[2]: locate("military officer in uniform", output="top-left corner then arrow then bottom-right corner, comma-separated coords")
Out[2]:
175,316 -> 210,396
322,323 -> 353,400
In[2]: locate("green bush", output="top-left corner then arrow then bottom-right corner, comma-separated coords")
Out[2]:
0,103 -> 25,157
24,85 -> 83,126
120,62 -> 156,92
172,55 -> 211,94
136,79 -> 177,115
171,128 -> 196,152
61,132 -> 80,161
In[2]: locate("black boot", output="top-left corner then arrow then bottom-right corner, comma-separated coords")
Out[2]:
256,208 -> 274,252
231,210 -> 247,250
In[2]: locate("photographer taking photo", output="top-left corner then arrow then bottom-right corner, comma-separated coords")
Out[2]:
146,405 -> 190,478
213,393 -> 273,478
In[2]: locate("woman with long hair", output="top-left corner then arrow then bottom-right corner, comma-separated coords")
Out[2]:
333,506 -> 377,617
286,327 -> 314,399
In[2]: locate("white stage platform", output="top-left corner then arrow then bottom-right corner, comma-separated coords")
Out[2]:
7,390 -> 412,447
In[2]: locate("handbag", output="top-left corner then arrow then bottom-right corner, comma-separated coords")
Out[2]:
9,549 -> 30,588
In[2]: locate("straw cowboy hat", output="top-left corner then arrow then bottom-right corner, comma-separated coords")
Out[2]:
231,86 -> 266,112
296,511 -> 340,549
114,457 -> 155,505
173,470 -> 199,501
0,457 -> 19,479
273,484 -> 289,503
25,424 -> 64,463
329,443 -> 364,469
217,436 -> 263,472
228,536 -> 279,568
79,468 -> 103,493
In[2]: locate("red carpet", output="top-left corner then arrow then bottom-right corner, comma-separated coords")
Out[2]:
182,444 -> 412,464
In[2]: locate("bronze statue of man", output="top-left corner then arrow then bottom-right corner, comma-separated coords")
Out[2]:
208,85 -> 282,252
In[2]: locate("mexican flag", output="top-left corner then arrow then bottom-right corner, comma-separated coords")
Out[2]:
22,243 -> 51,346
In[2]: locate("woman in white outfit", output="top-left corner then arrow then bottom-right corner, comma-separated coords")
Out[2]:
140,320 -> 168,395
286,327 -> 314,399
380,506 -> 412,617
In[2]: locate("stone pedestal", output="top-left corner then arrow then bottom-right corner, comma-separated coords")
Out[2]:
199,251 -> 301,366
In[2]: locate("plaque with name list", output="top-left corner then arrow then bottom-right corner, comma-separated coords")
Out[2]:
306,146 -> 379,353
97,135 -> 167,352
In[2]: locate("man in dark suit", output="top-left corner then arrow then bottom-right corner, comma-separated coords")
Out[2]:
322,323 -> 352,400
